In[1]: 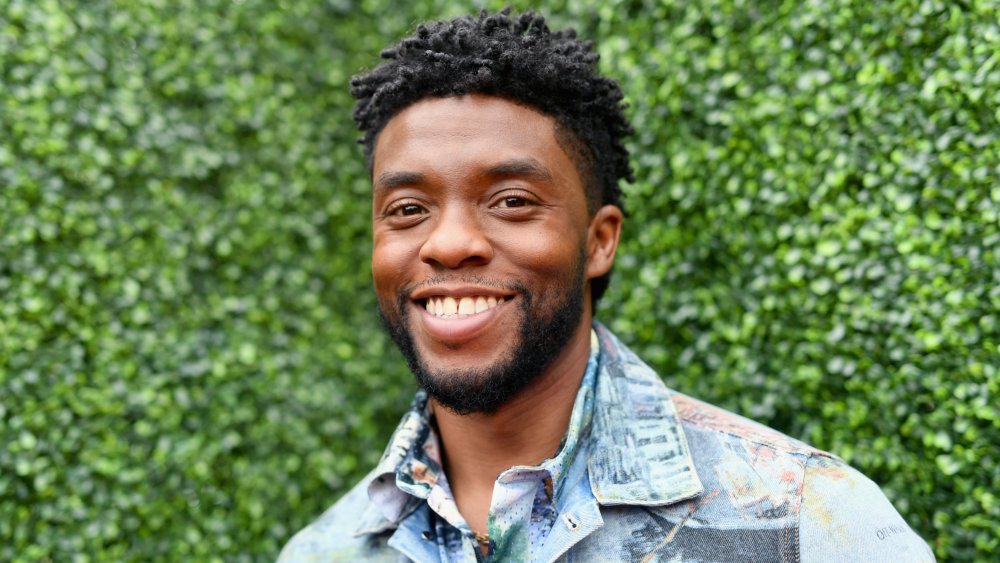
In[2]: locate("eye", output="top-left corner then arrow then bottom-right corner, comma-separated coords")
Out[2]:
496,196 -> 528,208
491,190 -> 536,209
385,200 -> 427,218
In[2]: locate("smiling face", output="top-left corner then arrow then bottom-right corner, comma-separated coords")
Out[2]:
371,95 -> 621,414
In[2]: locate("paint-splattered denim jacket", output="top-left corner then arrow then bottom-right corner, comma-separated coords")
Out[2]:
279,323 -> 935,562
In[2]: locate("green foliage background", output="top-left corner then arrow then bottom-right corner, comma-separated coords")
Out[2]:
2,0 -> 997,560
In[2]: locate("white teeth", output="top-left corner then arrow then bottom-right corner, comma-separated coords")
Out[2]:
458,297 -> 475,315
424,295 -> 505,318
443,297 -> 457,315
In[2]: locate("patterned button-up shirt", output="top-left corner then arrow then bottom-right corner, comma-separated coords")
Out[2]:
279,323 -> 935,562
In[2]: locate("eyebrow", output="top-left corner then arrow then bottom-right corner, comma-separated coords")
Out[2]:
481,158 -> 554,184
373,158 -> 555,196
373,171 -> 425,197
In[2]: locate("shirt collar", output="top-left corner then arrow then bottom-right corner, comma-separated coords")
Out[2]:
514,328 -> 600,501
354,391 -> 435,535
354,322 -> 703,536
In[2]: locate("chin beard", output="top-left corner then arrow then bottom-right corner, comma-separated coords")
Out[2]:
378,261 -> 586,415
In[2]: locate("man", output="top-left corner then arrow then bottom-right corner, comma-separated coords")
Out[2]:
280,9 -> 934,562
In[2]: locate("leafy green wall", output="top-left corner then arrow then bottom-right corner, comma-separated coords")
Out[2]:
1,0 -> 996,560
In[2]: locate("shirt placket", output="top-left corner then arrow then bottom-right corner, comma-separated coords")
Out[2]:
488,468 -> 549,560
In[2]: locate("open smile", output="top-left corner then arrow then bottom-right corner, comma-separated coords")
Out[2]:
420,295 -> 512,318
410,289 -> 517,343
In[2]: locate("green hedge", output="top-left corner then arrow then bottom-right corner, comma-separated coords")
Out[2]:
1,0 -> 996,560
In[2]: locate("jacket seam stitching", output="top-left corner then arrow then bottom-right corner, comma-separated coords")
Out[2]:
795,452 -> 816,563
676,416 -> 836,458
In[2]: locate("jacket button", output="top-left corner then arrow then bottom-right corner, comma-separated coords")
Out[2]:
421,530 -> 433,540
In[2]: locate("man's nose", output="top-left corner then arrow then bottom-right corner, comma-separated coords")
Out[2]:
418,208 -> 493,269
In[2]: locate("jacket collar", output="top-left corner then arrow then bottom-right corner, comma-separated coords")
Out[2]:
587,323 -> 703,505
354,322 -> 703,536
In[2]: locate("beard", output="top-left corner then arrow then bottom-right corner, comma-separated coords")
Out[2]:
377,255 -> 586,415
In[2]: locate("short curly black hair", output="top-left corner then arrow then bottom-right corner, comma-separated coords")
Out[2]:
351,8 -> 633,305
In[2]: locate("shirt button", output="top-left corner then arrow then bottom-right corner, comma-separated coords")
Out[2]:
421,530 -> 433,540
562,513 -> 580,531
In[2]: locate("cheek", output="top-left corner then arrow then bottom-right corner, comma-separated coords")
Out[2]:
496,227 -> 585,278
371,236 -> 418,297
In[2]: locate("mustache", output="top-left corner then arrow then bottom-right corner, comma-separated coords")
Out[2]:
398,276 -> 527,300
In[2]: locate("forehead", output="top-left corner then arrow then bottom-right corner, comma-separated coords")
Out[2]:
371,94 -> 578,184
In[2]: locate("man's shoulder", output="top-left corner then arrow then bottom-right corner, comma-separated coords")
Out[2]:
666,390 -> 858,509
593,390 -> 935,561
668,391 -> 914,523
277,471 -> 395,562
671,391 -> 821,457
666,393 -> 934,561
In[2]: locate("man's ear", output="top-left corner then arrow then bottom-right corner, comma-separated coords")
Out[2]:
585,205 -> 623,279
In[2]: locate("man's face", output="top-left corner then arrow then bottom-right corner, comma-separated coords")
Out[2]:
370,95 -> 599,414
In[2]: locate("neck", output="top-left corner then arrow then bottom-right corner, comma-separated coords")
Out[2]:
431,315 -> 594,533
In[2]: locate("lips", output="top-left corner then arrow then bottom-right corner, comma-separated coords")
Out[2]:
411,289 -> 515,343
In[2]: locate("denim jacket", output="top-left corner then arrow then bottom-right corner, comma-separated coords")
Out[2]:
279,323 -> 935,562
